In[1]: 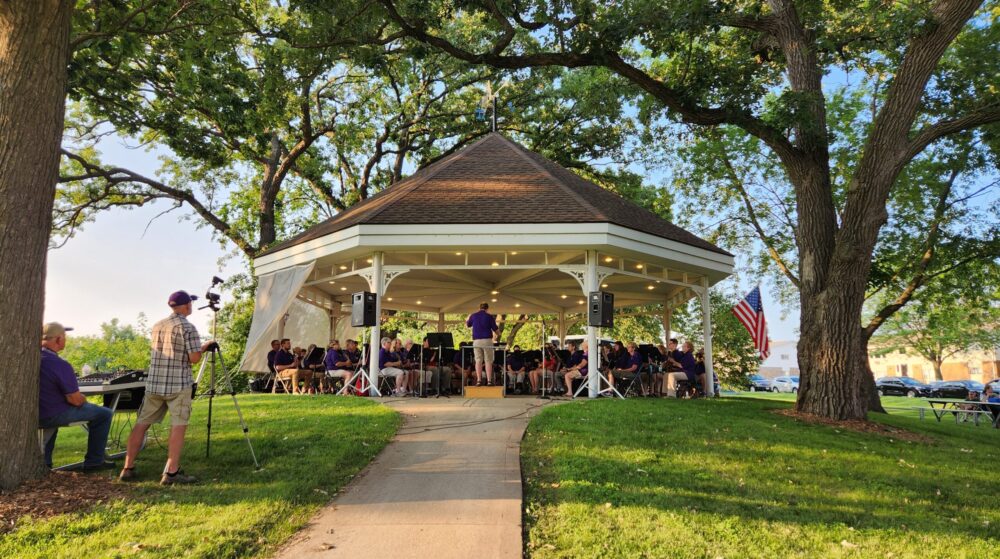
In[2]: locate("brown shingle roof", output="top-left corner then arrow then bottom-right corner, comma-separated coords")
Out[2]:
260,133 -> 730,257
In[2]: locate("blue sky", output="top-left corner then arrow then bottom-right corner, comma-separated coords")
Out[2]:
47,136 -> 801,341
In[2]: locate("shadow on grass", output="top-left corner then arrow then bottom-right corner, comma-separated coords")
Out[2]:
521,398 -> 1000,557
3,395 -> 400,559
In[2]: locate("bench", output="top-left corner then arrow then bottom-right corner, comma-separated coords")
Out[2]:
37,421 -> 89,452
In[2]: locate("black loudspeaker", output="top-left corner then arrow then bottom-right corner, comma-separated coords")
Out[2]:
588,291 -> 614,328
352,291 -> 377,327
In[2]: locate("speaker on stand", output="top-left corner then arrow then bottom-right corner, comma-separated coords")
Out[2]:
352,291 -> 377,327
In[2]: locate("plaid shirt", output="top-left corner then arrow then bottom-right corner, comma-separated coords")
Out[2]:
147,312 -> 202,395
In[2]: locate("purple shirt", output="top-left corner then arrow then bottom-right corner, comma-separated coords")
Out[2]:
39,348 -> 78,420
466,310 -> 498,340
324,349 -> 341,370
629,351 -> 643,371
567,350 -> 585,368
379,347 -> 393,369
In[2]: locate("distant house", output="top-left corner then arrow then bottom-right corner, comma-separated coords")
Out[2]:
867,346 -> 1000,383
758,340 -> 798,379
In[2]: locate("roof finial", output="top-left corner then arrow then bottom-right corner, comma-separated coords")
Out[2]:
475,80 -> 511,133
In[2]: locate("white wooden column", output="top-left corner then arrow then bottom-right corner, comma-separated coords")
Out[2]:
368,252 -> 384,395
329,311 -> 339,343
585,249 -> 599,398
437,312 -> 445,333
700,279 -> 715,397
661,306 -> 673,343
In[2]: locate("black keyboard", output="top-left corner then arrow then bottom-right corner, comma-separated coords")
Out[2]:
78,370 -> 147,386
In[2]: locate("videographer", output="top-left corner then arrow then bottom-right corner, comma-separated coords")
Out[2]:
119,290 -> 214,485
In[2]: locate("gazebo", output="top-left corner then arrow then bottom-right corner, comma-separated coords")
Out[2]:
238,133 -> 733,397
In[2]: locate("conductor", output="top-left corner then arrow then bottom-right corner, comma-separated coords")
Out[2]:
466,302 -> 498,386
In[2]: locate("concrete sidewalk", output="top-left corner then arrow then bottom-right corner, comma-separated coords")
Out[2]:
273,397 -> 553,559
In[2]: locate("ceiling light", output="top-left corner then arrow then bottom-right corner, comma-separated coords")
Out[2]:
386,297 -> 393,301
416,300 -> 422,305
560,294 -> 567,299
491,262 -> 499,267
510,251 -> 518,255
636,264 -> 644,269
455,251 -> 463,255
647,285 -> 655,290
601,283 -> 608,288
366,258 -> 373,264
491,298 -> 497,303
339,265 -> 347,270
577,300 -> 585,305
329,281 -> 335,284
340,287 -> 347,291
515,303 -> 521,308
604,256 -> 613,263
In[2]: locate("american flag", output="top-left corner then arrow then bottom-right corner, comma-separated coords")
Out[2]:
732,287 -> 770,359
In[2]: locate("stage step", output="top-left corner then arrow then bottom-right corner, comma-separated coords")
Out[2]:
464,385 -> 504,399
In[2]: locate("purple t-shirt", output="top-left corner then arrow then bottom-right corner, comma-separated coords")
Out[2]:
466,310 -> 498,340
628,351 -> 643,371
39,348 -> 78,420
379,347 -> 393,369
324,349 -> 341,370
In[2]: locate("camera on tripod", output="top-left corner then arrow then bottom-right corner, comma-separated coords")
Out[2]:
202,276 -> 224,312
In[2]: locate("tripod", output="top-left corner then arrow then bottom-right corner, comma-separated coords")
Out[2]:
338,345 -> 381,397
194,342 -> 260,468
194,280 -> 260,469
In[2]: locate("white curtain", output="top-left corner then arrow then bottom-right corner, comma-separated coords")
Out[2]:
238,263 -> 316,372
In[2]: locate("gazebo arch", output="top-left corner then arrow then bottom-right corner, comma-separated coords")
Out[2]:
239,133 -> 733,397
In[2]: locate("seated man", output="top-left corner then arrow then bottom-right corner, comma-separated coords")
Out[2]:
302,344 -> 326,393
609,342 -> 644,394
561,341 -> 589,395
38,322 -> 114,471
324,339 -> 350,392
529,344 -> 562,394
505,346 -> 527,394
664,341 -> 698,397
273,338 -> 308,394
379,337 -> 408,396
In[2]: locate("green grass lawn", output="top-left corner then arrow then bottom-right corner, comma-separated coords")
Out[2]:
1,395 -> 399,559
521,397 -> 999,558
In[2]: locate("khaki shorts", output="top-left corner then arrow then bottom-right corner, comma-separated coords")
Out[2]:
472,338 -> 494,364
137,389 -> 192,426
565,370 -> 584,381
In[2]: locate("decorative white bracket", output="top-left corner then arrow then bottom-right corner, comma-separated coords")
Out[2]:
559,268 -> 587,292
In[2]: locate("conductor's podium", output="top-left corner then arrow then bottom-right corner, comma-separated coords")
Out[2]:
464,385 -> 505,399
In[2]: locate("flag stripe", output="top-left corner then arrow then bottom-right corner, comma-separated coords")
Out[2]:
732,287 -> 770,360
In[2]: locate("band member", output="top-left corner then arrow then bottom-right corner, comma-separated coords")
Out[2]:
379,337 -> 407,396
324,340 -> 350,392
273,339 -> 307,394
561,341 -> 589,396
529,343 -> 561,394
664,341 -> 698,397
39,322 -> 114,471
505,345 -> 527,394
453,346 -> 473,386
120,290 -> 213,484
609,342 -> 643,390
467,302 -> 499,386
303,344 -> 325,393
266,339 -> 280,376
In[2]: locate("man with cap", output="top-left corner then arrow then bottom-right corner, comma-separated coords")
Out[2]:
39,322 -> 115,470
119,290 -> 213,485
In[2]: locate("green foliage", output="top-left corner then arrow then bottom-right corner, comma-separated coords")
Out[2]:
3,396 -> 399,558
675,289 -> 761,388
213,274 -> 258,390
870,265 -> 1000,380
521,397 -> 1000,558
61,318 -> 151,373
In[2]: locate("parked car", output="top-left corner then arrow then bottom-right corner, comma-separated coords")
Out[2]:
771,376 -> 800,393
875,376 -> 931,397
747,374 -> 772,392
929,380 -> 984,399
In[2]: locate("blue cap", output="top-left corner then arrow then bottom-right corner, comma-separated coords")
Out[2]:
168,290 -> 199,307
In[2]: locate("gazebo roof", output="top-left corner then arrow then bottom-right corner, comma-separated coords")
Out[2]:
261,133 -> 729,257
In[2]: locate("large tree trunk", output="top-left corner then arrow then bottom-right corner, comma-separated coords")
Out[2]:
932,360 -> 944,381
0,0 -> 73,490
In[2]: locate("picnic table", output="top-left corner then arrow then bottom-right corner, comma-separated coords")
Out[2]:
924,398 -> 1000,428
